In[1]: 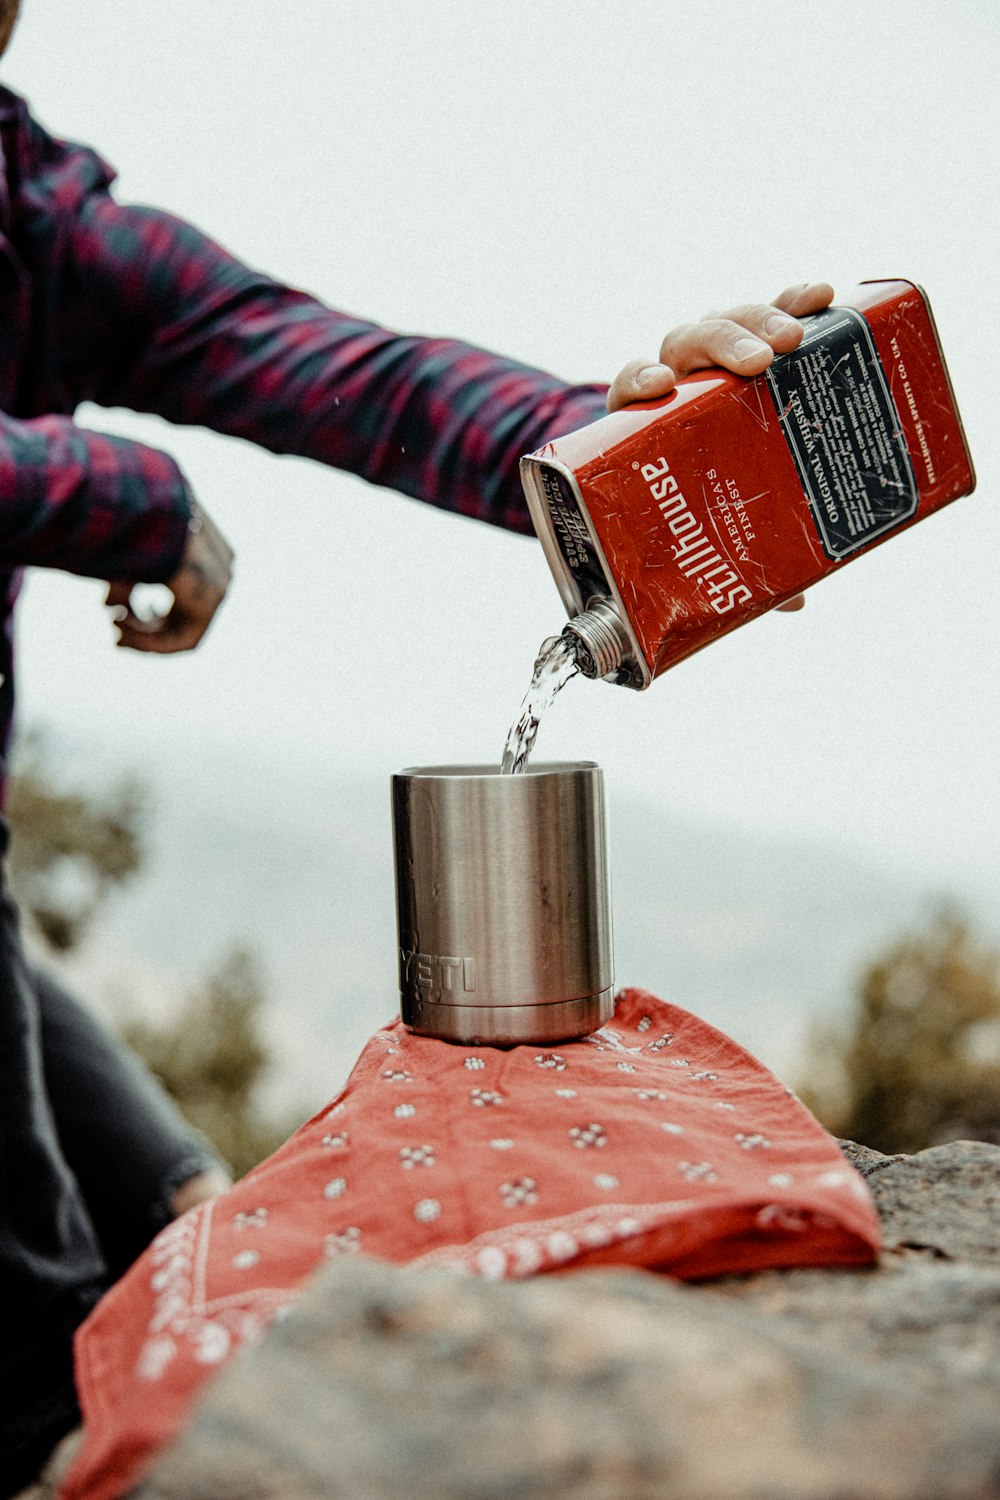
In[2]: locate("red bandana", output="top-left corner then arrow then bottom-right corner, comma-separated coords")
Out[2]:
64,990 -> 880,1499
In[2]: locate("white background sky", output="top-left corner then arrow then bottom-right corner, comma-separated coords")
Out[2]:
4,1 -> 999,909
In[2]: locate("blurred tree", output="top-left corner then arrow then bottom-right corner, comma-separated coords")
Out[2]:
7,731 -> 299,1177
800,909 -> 1000,1153
7,729 -> 146,950
119,947 -> 298,1178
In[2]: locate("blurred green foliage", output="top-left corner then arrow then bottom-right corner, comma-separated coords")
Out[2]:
119,946 -> 301,1178
800,909 -> 1000,1153
8,729 -> 145,950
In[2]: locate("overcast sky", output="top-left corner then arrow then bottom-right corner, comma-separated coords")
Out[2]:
4,1 -> 999,912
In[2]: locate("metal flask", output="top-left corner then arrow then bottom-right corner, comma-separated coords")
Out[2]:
392,762 -> 614,1045
520,280 -> 976,691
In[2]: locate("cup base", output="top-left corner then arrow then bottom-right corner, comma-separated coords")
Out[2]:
401,989 -> 615,1046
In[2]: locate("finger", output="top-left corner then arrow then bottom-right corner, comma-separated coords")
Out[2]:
105,581 -> 132,609
606,358 -> 677,412
105,581 -> 138,626
116,626 -> 202,654
772,281 -> 835,317
776,593 -> 806,612
700,301 -> 805,355
115,609 -> 208,654
105,583 -> 174,632
110,610 -> 164,644
660,319 -> 775,380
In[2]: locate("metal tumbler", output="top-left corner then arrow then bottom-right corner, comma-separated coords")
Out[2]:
392,762 -> 614,1045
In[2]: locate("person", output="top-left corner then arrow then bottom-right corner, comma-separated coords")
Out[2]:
0,0 -> 832,1490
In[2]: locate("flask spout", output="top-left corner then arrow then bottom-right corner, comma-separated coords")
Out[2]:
562,598 -> 632,680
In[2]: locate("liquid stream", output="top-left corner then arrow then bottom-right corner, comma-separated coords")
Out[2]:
500,633 -> 580,775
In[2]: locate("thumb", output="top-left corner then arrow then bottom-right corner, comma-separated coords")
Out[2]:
606,358 -> 677,413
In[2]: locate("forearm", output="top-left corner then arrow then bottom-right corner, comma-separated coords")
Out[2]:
0,410 -> 192,579
66,199 -> 608,534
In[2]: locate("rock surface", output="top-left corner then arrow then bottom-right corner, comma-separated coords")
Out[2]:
132,1139 -> 1000,1500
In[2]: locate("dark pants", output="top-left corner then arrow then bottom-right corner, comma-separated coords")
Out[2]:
0,828 -> 221,1495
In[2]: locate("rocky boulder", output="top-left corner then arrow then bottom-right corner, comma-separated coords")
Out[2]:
128,1139 -> 1000,1500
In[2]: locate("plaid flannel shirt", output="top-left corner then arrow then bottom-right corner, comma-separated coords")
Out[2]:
0,86 -> 607,781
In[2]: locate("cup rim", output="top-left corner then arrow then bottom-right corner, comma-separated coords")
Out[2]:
395,760 -> 602,780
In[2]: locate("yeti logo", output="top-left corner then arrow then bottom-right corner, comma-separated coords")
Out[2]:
401,951 -> 477,995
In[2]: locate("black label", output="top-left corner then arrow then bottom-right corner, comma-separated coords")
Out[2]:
765,306 -> 917,561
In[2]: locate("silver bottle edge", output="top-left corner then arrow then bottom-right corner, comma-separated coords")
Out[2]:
519,454 -> 652,688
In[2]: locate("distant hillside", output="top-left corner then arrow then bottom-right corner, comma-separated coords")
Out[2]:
46,754 -> 962,1114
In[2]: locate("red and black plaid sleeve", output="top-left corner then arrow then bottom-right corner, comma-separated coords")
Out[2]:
0,412 -> 193,580
59,198 -> 608,539
2,87 -> 607,575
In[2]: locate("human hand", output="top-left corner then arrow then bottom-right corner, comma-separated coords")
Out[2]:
106,501 -> 235,653
606,280 -> 835,411
606,280 -> 835,612
169,1165 -> 233,1217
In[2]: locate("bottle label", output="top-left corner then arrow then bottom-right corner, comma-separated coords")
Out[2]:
765,306 -> 918,560
538,463 -> 609,603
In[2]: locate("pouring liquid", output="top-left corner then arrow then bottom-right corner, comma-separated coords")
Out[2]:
500,634 -> 580,775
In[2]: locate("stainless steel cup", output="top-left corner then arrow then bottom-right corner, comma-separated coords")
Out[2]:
392,761 -> 614,1045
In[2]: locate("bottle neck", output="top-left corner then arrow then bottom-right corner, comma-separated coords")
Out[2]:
562,598 -> 631,679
